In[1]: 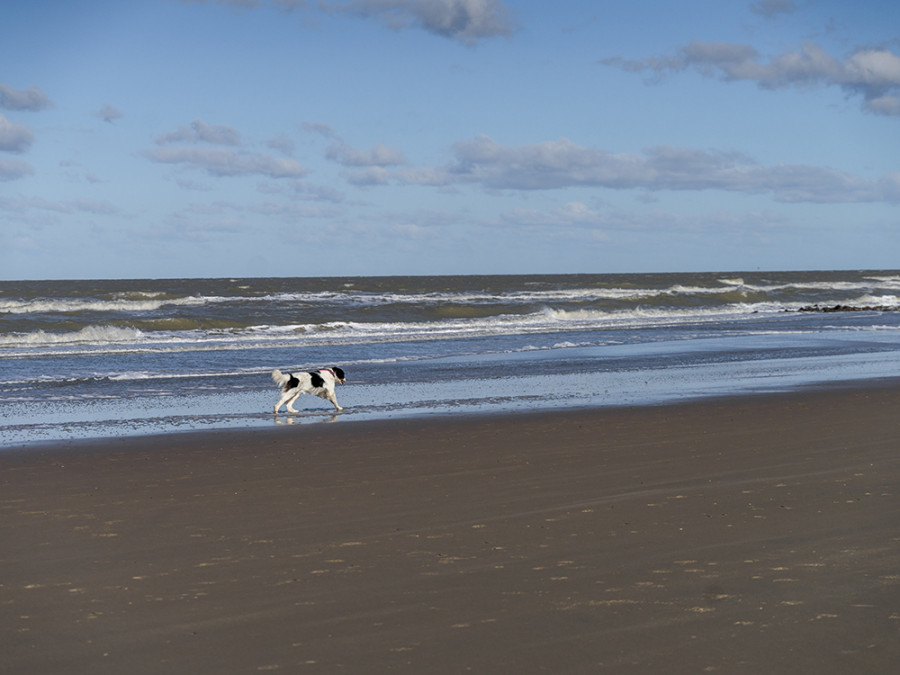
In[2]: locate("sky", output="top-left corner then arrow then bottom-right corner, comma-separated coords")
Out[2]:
1,0 -> 898,280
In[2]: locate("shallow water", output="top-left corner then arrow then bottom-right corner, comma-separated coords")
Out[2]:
2,271 -> 900,446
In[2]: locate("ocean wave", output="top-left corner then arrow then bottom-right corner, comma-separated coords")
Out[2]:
864,275 -> 900,285
0,279 -> 800,317
0,325 -> 146,348
0,295 -> 208,315
742,280 -> 900,294
858,294 -> 900,307
0,304 -> 762,354
3,289 -> 899,355
5,276 -> 899,321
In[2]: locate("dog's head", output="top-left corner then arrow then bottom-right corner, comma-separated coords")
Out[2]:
332,367 -> 346,384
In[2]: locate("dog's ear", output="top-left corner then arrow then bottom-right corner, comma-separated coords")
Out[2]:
333,367 -> 345,380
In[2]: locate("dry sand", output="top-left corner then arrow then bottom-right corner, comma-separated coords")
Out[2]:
3,385 -> 900,673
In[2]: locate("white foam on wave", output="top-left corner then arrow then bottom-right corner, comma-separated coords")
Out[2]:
857,294 -> 900,307
4,292 -> 898,357
742,279 -> 900,294
0,295 -> 208,315
0,325 -> 145,347
4,276 -> 899,320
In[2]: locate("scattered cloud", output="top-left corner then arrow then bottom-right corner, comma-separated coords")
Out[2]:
146,145 -> 309,178
320,0 -> 517,45
0,157 -> 33,181
326,140 -> 406,167
147,119 -> 306,178
0,85 -> 47,183
748,0 -> 796,19
292,181 -> 346,203
176,177 -> 213,191
179,0 -> 516,45
0,114 -> 34,153
308,125 -> 407,184
94,103 -> 124,123
267,133 -> 296,156
397,166 -> 457,188
303,121 -> 336,138
375,135 -> 898,204
155,119 -> 242,146
344,166 -> 391,186
602,41 -> 900,116
0,195 -> 120,215
154,197 -> 340,245
178,0 -> 264,8
499,201 -> 608,230
494,203 -> 792,248
0,83 -> 53,112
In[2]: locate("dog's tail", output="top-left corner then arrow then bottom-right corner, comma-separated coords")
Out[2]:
272,369 -> 290,388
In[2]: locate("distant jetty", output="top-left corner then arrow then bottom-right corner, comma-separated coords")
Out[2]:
796,304 -> 899,313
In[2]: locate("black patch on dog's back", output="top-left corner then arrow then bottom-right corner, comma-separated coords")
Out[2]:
309,371 -> 325,388
285,374 -> 300,391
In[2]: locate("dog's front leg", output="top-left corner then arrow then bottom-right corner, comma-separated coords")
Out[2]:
327,392 -> 343,412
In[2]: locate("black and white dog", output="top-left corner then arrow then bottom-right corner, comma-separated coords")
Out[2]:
272,367 -> 346,413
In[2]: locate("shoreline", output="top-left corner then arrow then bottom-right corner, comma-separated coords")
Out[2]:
6,374 -> 900,455
3,382 -> 900,672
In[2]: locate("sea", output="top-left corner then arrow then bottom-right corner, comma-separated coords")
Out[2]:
2,271 -> 900,447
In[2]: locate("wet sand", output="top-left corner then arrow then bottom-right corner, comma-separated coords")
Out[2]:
3,385 -> 900,673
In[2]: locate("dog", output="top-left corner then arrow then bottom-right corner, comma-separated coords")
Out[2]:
272,367 -> 346,413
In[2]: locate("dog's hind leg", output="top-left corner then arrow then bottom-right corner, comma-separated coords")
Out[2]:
274,391 -> 292,413
286,392 -> 303,413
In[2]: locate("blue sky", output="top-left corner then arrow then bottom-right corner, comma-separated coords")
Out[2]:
1,0 -> 898,279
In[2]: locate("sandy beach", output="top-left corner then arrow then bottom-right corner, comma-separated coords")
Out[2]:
3,385 -> 900,674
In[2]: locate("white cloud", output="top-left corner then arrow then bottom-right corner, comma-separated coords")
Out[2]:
146,146 -> 308,178
72,199 -> 121,214
398,166 -> 456,187
146,119 -> 306,178
879,173 -> 900,202
0,157 -> 34,181
499,202 -> 607,230
246,199 -> 340,220
749,0 -> 796,19
0,114 -> 34,153
322,0 -> 517,45
94,103 -> 124,123
603,41 -> 900,116
178,0 -> 264,8
267,133 -> 296,156
379,135 -> 898,204
0,83 -> 53,112
291,181 -> 347,203
0,195 -> 119,214
181,0 -> 516,44
494,203 -> 794,252
176,177 -> 212,191
326,141 -> 406,166
343,166 -> 391,186
303,121 -> 336,138
155,119 -> 242,146
843,49 -> 900,87
154,198 -> 339,245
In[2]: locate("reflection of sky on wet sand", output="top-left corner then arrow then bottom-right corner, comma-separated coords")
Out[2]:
5,329 -> 900,448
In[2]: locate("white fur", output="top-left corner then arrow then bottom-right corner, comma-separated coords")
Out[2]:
272,367 -> 345,413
